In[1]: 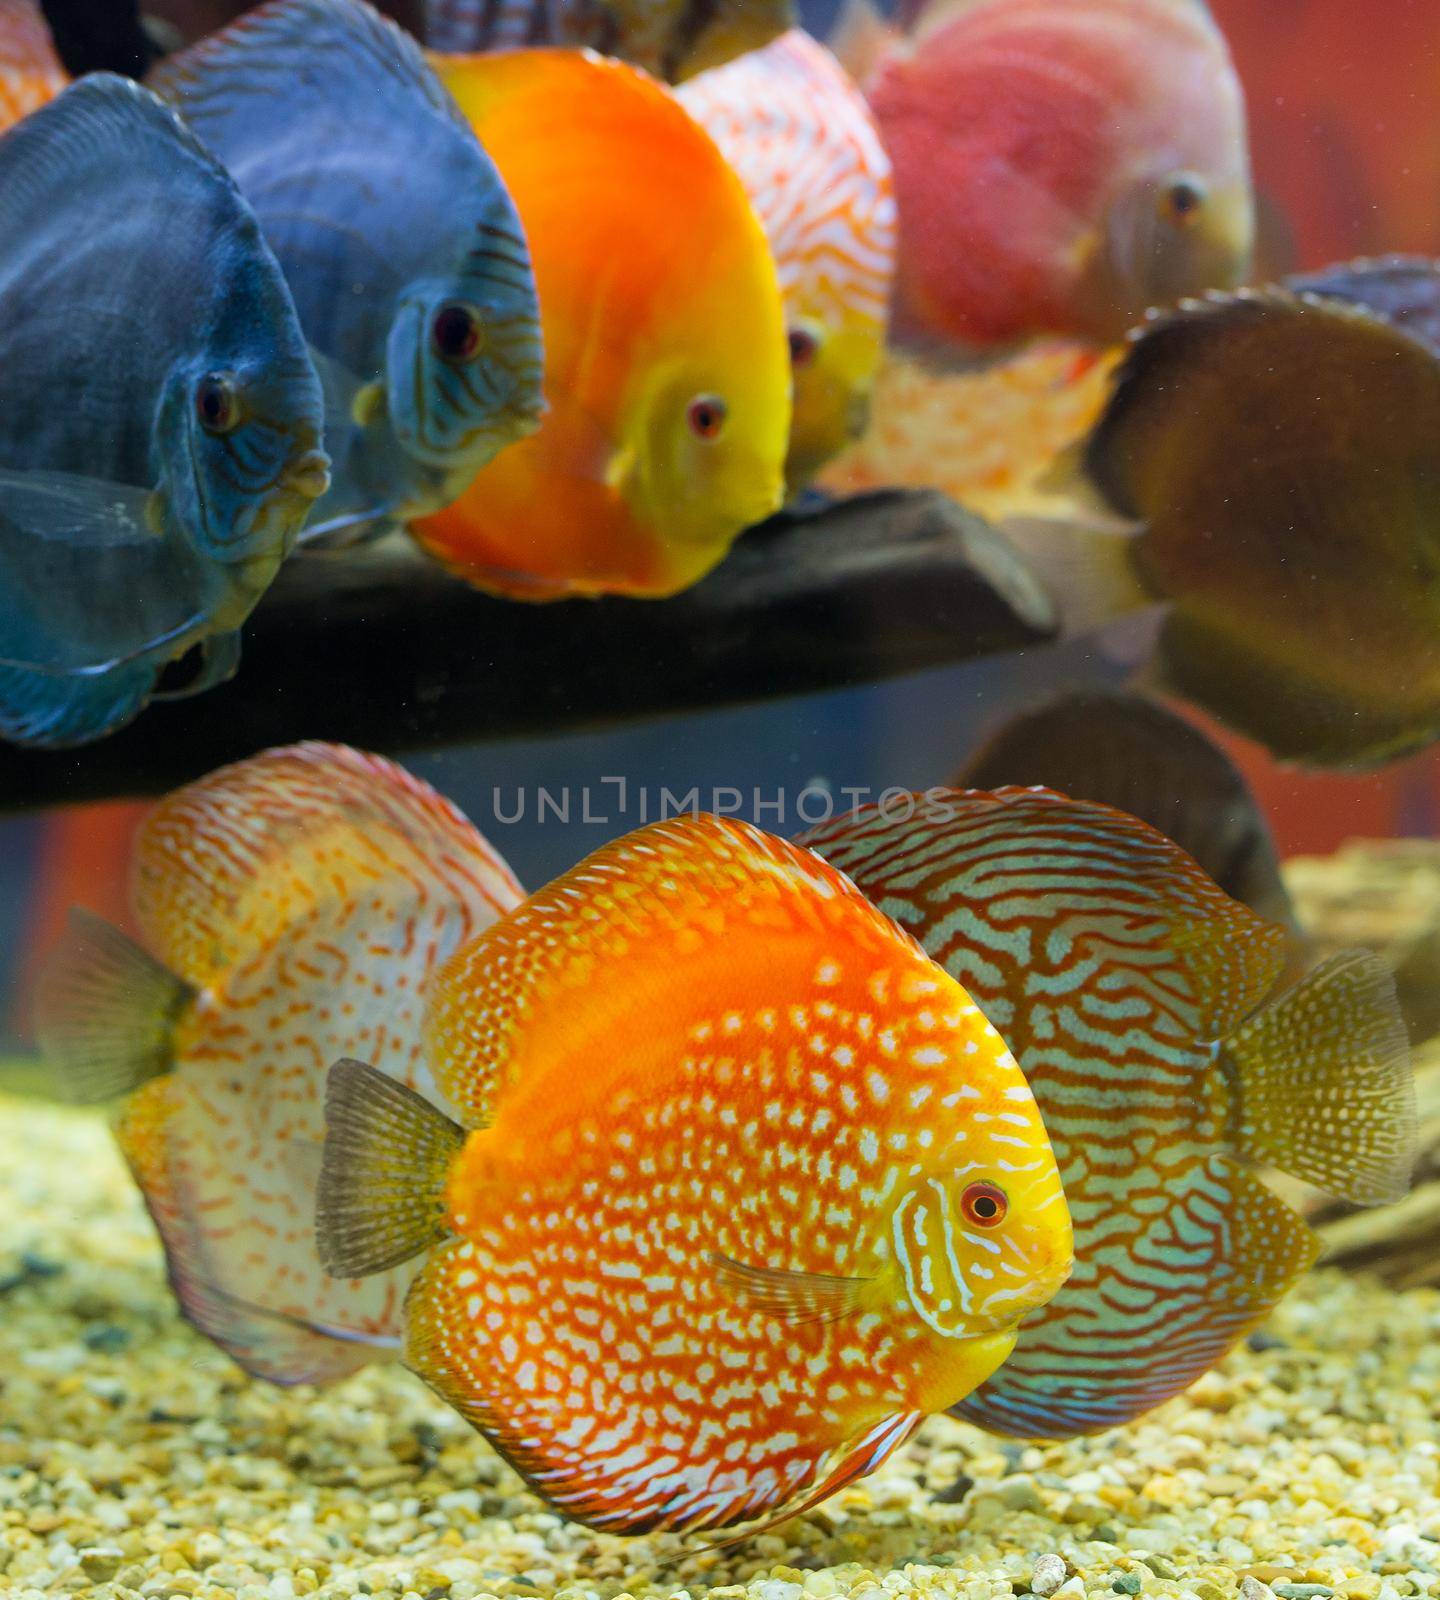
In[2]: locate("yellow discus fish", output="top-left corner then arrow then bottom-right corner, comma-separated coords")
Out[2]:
414,50 -> 791,600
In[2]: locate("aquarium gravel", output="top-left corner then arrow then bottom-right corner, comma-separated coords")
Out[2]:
3,1092 -> 1440,1600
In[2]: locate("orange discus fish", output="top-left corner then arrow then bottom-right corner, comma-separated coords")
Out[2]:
678,30 -> 895,494
801,787 -> 1414,1437
36,742 -> 523,1385
317,813 -> 1073,1533
0,1 -> 66,131
415,50 -> 791,600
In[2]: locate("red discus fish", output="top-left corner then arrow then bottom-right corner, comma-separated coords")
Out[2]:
0,1 -> 66,130
800,787 -> 1414,1437
316,813 -> 1073,1533
844,0 -> 1254,361
37,742 -> 523,1385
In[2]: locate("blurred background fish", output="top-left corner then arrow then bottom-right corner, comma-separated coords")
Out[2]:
1007,288 -> 1440,768
0,1 -> 65,130
35,743 -> 523,1384
425,0 -> 793,81
840,0 -> 1254,363
151,0 -> 544,547
418,49 -> 790,599
678,29 -> 895,496
802,786 -> 1414,1436
0,74 -> 327,747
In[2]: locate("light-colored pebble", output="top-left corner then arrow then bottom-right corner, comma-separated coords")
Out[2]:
5,1093 -> 1440,1600
1033,1555 -> 1069,1596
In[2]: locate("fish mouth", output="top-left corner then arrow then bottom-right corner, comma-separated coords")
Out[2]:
285,448 -> 333,504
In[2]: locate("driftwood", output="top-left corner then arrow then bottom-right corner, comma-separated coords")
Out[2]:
0,489 -> 1056,811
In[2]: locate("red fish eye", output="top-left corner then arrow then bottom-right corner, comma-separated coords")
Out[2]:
1161,177 -> 1206,225
687,395 -> 727,440
787,327 -> 819,368
432,301 -> 484,364
961,1181 -> 1008,1228
195,374 -> 240,436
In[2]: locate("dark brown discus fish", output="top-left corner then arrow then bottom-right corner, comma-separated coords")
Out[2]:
1005,288 -> 1440,767
424,0 -> 794,81
956,689 -> 1297,931
1287,255 -> 1440,356
800,785 -> 1415,1438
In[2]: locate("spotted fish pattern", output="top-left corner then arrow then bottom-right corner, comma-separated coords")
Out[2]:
0,1 -> 65,131
323,813 -> 1073,1532
801,787 -> 1413,1437
39,743 -> 523,1383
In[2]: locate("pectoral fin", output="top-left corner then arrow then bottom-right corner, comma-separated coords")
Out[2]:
708,1252 -> 874,1324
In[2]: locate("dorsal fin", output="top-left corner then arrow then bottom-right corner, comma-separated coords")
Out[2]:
803,787 -> 1288,1042
133,741 -> 521,987
425,811 -> 928,1124
149,0 -> 468,134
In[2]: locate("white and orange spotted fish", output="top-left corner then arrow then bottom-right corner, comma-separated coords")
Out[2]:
36,742 -> 523,1385
0,1 -> 66,132
314,812 -> 1073,1533
800,787 -> 1416,1438
679,30 -> 895,494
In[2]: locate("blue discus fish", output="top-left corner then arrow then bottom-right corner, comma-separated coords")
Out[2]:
151,0 -> 545,546
0,74 -> 329,747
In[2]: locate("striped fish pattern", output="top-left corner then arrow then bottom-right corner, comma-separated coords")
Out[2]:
679,30 -> 894,488
38,743 -> 524,1384
425,0 -> 794,81
0,1 -> 65,131
801,787 -> 1414,1437
315,813 -> 1073,1532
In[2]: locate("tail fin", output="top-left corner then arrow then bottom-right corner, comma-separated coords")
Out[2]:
34,908 -> 194,1102
1224,950 -> 1416,1204
999,513 -> 1153,638
316,1058 -> 466,1280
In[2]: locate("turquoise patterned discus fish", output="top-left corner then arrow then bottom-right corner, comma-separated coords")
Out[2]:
151,0 -> 544,546
801,787 -> 1416,1437
0,74 -> 328,747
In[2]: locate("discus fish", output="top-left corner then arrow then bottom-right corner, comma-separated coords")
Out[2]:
678,31 -> 895,495
314,813 -> 1072,1532
955,689 -> 1296,931
36,742 -> 523,1384
151,0 -> 543,547
1008,288 -> 1440,766
845,0 -> 1253,361
801,787 -> 1414,1437
0,75 -> 327,747
417,50 -> 789,599
819,342 -> 1114,522
0,0 -> 65,130
425,0 -> 794,81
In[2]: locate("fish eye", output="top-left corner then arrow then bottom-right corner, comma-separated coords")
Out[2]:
432,301 -> 485,365
1160,175 -> 1208,226
687,395 -> 727,440
195,374 -> 241,436
787,326 -> 820,369
961,1181 -> 1008,1228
